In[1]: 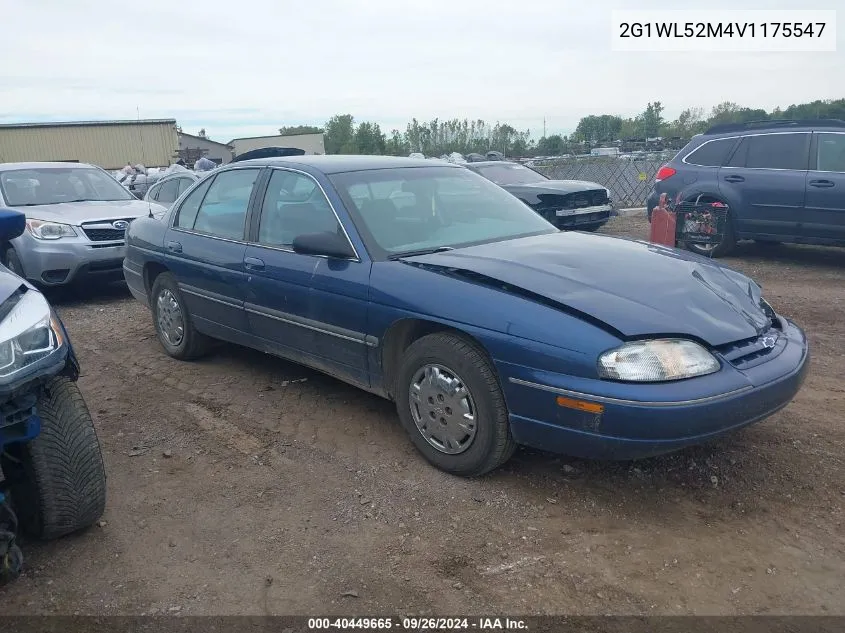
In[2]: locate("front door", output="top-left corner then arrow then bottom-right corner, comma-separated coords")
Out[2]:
803,132 -> 845,242
164,167 -> 262,339
243,168 -> 372,387
720,132 -> 810,239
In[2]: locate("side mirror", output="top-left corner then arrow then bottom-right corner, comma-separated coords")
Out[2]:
292,231 -> 355,259
0,208 -> 26,242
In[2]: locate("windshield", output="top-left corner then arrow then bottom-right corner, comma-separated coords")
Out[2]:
0,167 -> 133,206
472,163 -> 548,186
330,166 -> 557,259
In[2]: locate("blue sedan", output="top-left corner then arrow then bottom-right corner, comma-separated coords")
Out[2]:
123,156 -> 809,476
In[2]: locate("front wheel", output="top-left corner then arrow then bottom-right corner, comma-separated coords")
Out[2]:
1,377 -> 106,540
395,332 -> 516,476
151,272 -> 210,360
3,247 -> 25,279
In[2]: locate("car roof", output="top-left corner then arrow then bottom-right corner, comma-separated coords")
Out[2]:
225,154 -> 461,174
0,161 -> 97,172
703,118 -> 845,137
464,161 -> 521,168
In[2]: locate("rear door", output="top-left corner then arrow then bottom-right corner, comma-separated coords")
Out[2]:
720,132 -> 810,239
243,167 -> 372,387
163,167 -> 262,339
803,132 -> 845,242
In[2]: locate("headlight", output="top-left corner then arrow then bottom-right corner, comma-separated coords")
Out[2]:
598,339 -> 719,382
26,219 -> 77,240
0,290 -> 63,379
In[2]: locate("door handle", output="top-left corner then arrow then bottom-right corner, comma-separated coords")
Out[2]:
723,175 -> 745,183
809,179 -> 835,188
244,257 -> 265,271
166,240 -> 182,253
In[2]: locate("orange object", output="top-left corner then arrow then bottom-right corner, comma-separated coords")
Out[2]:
649,192 -> 677,247
556,396 -> 605,414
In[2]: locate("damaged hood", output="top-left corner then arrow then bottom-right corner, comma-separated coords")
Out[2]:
10,199 -> 162,225
405,232 -> 770,347
504,180 -> 607,195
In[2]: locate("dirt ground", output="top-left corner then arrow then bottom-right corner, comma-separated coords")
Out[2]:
1,214 -> 843,616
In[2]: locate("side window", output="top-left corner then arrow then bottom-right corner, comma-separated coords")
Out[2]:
745,133 -> 810,170
175,176 -> 214,229
177,177 -> 194,195
192,168 -> 259,240
685,138 -> 736,167
816,133 -> 845,173
258,170 -> 340,247
157,178 -> 181,204
147,183 -> 161,201
725,137 -> 748,167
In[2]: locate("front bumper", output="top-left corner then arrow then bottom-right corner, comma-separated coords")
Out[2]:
499,319 -> 809,460
12,233 -> 126,286
549,204 -> 614,230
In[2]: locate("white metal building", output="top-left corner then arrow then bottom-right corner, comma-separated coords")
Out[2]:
228,132 -> 325,158
0,119 -> 179,169
178,132 -> 233,165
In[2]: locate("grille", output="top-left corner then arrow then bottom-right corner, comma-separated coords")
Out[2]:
563,190 -> 609,209
718,326 -> 784,369
81,219 -> 133,242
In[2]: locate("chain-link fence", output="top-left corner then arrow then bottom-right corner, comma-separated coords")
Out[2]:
535,158 -> 665,208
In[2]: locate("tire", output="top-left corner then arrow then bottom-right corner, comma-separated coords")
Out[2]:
1,377 -> 106,540
3,247 -> 25,279
150,272 -> 209,360
395,332 -> 516,477
684,199 -> 736,258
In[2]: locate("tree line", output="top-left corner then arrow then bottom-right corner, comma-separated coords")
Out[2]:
274,98 -> 845,158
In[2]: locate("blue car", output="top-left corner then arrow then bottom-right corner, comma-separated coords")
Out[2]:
123,156 -> 809,476
647,119 -> 845,257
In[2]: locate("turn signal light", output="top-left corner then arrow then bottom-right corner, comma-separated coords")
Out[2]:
556,396 -> 605,414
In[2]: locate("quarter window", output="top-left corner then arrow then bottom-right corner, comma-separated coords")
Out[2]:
157,178 -> 181,204
175,177 -> 214,229
258,170 -> 340,247
192,169 -> 259,240
684,138 -> 736,167
816,133 -> 845,173
744,133 -> 810,170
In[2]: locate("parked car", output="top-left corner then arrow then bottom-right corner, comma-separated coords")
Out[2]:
0,207 -> 106,585
123,156 -> 808,476
464,161 -> 614,231
647,119 -> 845,256
0,162 -> 167,286
144,171 -> 201,207
232,147 -> 306,162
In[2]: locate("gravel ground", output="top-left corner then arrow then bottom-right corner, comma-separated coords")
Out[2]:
1,214 -> 843,615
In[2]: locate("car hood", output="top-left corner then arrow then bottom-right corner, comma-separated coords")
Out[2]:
0,268 -> 27,304
504,180 -> 606,195
10,199 -> 165,224
405,232 -> 770,347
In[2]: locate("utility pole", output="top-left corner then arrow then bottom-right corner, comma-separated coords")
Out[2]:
543,118 -> 546,138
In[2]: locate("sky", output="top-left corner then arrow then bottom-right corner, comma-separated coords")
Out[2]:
3,0 -> 843,143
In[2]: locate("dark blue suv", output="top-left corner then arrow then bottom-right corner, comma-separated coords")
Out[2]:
647,119 -> 845,257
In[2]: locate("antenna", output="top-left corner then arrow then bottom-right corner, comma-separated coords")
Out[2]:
135,107 -> 155,219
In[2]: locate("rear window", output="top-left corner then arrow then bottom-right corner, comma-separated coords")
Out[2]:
684,138 -> 736,167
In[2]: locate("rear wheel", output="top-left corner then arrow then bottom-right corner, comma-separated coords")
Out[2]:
1,377 -> 106,540
395,332 -> 516,476
683,197 -> 736,258
151,272 -> 210,360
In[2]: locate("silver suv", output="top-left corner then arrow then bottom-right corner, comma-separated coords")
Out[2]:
0,162 -> 167,286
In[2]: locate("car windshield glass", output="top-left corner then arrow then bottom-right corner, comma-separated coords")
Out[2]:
0,167 -> 133,206
473,163 -> 548,185
330,166 -> 557,259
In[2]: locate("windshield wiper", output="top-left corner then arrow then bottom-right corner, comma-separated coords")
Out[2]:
387,246 -> 454,260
